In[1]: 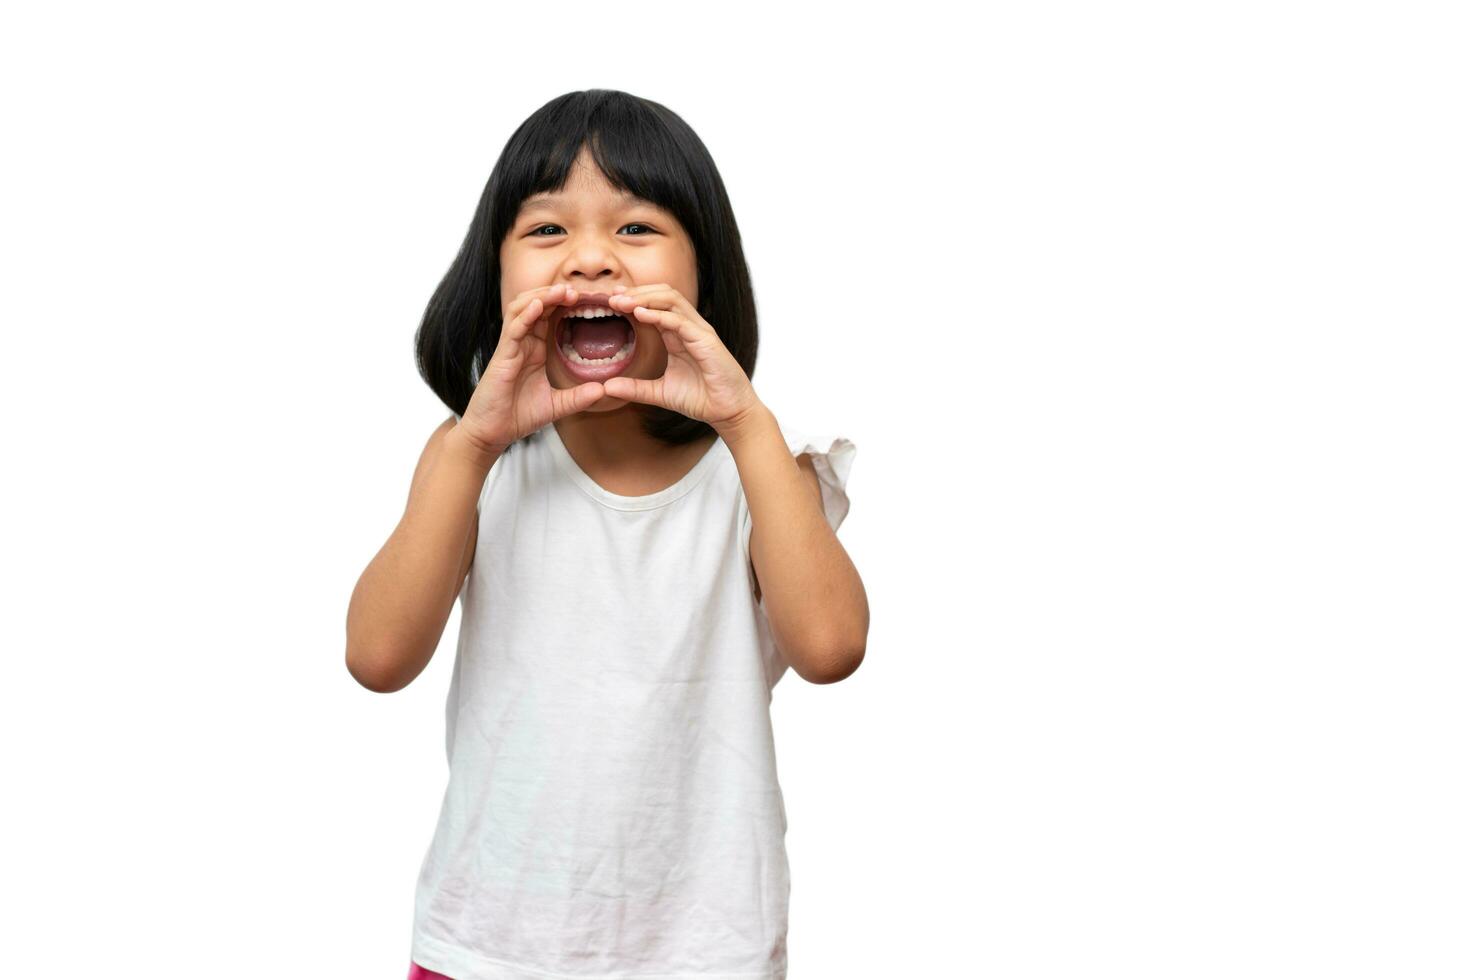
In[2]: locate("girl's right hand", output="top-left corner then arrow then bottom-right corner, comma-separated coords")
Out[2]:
455,284 -> 605,456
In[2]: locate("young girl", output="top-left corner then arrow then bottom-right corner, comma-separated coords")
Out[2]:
347,89 -> 868,980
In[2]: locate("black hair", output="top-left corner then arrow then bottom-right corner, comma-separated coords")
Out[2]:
414,89 -> 759,454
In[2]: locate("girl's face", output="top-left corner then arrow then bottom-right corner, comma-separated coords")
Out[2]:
499,148 -> 699,413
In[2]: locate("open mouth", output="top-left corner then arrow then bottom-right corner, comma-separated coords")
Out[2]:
555,306 -> 637,378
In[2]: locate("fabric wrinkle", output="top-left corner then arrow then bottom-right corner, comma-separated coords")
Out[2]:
411,419 -> 856,980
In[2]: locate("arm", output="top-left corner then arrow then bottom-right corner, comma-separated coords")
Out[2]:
720,402 -> 869,684
344,416 -> 494,693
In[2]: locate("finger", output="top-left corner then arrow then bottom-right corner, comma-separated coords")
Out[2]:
503,284 -> 552,327
553,381 -> 607,418
509,282 -> 573,315
504,284 -> 571,344
625,305 -> 701,358
509,290 -> 587,364
611,282 -> 672,298
493,302 -> 545,365
606,284 -> 692,315
501,294 -> 545,347
606,290 -> 709,338
601,374 -> 668,409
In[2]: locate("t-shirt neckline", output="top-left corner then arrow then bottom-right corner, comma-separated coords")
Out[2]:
542,422 -> 726,511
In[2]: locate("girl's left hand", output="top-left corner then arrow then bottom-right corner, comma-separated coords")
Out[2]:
602,285 -> 761,430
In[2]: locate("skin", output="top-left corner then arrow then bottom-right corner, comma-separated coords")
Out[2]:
498,147 -> 717,485
485,149 -> 863,679
347,151 -> 864,693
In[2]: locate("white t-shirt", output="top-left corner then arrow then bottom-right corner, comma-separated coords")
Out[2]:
411,416 -> 856,980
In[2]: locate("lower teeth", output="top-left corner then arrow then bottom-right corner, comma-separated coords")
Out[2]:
563,341 -> 633,366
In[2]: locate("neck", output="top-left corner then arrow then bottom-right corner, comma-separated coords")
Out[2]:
553,402 -> 699,466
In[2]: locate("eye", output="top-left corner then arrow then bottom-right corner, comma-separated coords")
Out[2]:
529,223 -> 655,237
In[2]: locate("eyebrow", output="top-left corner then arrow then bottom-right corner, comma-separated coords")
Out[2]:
519,193 -> 656,215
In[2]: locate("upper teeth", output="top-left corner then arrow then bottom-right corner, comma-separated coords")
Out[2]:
566,307 -> 616,319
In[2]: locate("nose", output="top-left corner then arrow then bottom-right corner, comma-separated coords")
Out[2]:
557,232 -> 629,287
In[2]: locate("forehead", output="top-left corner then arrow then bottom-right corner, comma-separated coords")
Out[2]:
518,189 -> 662,215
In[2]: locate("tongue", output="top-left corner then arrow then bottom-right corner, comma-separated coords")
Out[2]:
569,316 -> 631,359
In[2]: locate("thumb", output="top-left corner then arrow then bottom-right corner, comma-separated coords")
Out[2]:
602,375 -> 662,407
555,381 -> 606,418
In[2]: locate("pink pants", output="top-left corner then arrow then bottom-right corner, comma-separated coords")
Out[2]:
408,962 -> 454,980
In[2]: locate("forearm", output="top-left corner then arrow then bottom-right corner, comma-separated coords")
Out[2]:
719,402 -> 868,682
346,426 -> 497,692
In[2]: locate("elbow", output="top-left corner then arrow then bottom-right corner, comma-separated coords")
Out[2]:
345,646 -> 410,694
805,590 -> 869,685
780,616 -> 868,685
794,642 -> 866,685
818,647 -> 866,684
808,612 -> 868,684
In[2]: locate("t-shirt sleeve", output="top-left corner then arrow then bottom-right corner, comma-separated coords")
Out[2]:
739,428 -> 858,573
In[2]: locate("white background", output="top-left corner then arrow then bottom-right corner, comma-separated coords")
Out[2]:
3,1 -> 1466,977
